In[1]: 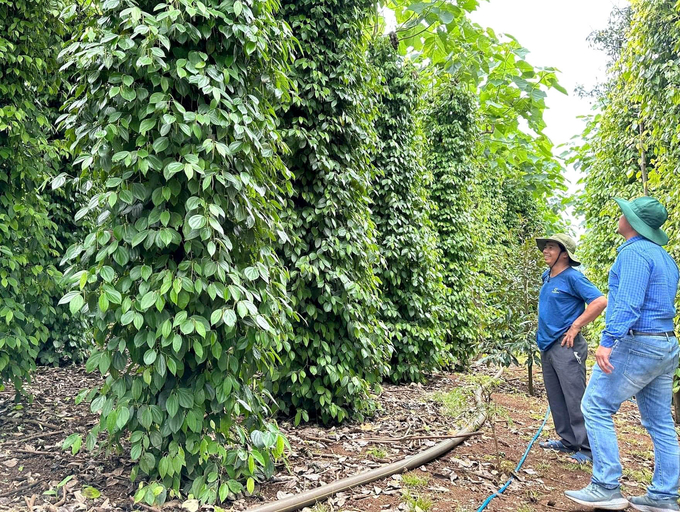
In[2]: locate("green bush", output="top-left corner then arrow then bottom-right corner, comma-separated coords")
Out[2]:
0,0 -> 67,393
369,38 -> 449,383
424,82 -> 480,366
59,0 -> 293,503
273,0 -> 390,424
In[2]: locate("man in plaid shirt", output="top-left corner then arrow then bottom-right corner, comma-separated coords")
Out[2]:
566,196 -> 680,512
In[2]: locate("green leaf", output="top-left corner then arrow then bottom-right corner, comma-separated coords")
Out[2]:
82,486 -> 101,500
166,393 -> 179,417
69,294 -> 85,315
140,118 -> 156,134
139,291 -> 157,311
188,215 -> 206,230
222,309 -> 237,327
243,266 -> 259,281
143,349 -> 157,365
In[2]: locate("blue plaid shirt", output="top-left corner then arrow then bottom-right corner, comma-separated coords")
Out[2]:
601,236 -> 679,348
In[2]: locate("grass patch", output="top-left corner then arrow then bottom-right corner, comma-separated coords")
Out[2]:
402,489 -> 433,512
559,461 -> 589,472
533,461 -> 550,473
402,472 -> 430,489
366,447 -> 387,459
629,448 -> 653,461
499,459 -> 515,474
464,373 -> 503,388
432,386 -> 473,418
623,467 -> 653,485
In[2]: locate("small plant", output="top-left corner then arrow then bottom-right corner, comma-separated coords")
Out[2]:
43,475 -> 75,498
309,503 -> 330,512
402,488 -> 433,512
629,449 -> 653,461
533,461 -> 551,473
366,447 -> 388,459
401,472 -> 430,489
499,459 -> 515,474
483,392 -> 512,471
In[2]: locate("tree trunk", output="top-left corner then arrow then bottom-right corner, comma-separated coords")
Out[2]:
673,388 -> 680,425
528,360 -> 534,396
639,121 -> 649,196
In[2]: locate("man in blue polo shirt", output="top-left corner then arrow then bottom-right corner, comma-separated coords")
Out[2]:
566,196 -> 680,511
535,233 -> 607,464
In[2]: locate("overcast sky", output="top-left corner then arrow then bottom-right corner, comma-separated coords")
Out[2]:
470,0 -> 628,229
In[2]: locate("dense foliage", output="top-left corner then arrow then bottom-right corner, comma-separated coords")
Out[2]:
576,0 -> 679,293
39,177 -> 93,366
1,0 -> 574,501
272,0 -> 390,425
369,37 -> 449,383
58,0 -> 293,502
424,83 -> 480,363
0,0 -> 67,392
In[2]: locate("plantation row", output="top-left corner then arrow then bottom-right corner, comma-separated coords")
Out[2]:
0,0 -> 566,504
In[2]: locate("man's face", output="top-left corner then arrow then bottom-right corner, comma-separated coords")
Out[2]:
617,214 -> 630,235
543,241 -> 564,267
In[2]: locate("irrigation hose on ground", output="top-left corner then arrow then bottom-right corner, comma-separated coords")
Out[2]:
475,406 -> 551,512
246,369 -> 504,512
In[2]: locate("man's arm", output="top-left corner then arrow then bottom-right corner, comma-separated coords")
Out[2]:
562,296 -> 607,348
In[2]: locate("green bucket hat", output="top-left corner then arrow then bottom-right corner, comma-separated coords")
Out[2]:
535,233 -> 581,266
614,196 -> 669,246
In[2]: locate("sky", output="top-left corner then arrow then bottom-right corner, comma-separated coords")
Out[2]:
470,0 -> 629,230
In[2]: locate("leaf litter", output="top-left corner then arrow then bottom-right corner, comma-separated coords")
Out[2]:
0,364 -> 659,512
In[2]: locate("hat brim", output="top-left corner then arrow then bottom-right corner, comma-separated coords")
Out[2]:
535,238 -> 581,266
614,198 -> 669,246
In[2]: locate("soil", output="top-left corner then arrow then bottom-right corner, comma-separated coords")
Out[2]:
0,361 -> 661,512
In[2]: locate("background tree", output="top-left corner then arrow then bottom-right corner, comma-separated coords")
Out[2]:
273,0 -> 390,425
424,81 -> 480,365
574,0 -> 680,418
369,36 -> 449,383
0,0 -> 68,393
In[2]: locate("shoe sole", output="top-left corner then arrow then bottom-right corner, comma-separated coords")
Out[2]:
564,494 -> 629,510
539,445 -> 574,453
630,503 -> 679,512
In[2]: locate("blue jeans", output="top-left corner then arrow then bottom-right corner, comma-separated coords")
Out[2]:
581,334 -> 680,499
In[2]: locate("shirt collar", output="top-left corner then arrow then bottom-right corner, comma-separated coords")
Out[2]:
617,235 -> 646,253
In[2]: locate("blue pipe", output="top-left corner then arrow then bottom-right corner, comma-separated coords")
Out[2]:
475,406 -> 551,512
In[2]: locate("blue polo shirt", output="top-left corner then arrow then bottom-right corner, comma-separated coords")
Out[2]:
537,267 -> 604,351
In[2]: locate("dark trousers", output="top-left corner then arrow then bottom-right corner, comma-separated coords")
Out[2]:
540,333 -> 591,454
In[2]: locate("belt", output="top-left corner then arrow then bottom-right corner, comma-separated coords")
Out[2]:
629,330 -> 677,337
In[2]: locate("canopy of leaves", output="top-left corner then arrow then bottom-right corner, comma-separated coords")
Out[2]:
383,0 -> 567,201
576,0 -> 679,293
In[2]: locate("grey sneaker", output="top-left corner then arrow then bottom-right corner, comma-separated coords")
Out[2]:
564,483 -> 629,510
629,494 -> 680,512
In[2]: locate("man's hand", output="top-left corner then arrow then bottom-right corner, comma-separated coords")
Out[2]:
561,325 -> 580,348
595,345 -> 614,374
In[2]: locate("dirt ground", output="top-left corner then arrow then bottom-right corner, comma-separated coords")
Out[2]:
0,361 -> 663,512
